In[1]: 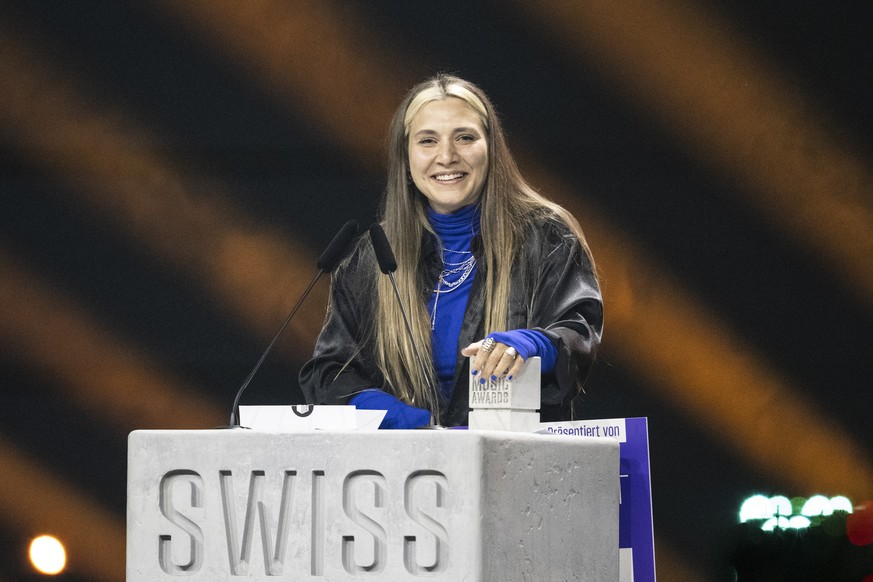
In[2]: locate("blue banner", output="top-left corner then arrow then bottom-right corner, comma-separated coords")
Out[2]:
541,417 -> 656,582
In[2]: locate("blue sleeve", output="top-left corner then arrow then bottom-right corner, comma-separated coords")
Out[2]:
487,329 -> 558,373
350,390 -> 431,429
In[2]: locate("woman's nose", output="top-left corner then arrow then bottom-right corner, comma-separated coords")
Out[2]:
437,142 -> 457,164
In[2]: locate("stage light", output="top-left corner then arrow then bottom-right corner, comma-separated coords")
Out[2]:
739,494 -> 792,522
29,535 -> 66,575
740,495 -> 853,530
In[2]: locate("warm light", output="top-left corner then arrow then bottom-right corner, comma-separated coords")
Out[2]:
29,535 -> 67,575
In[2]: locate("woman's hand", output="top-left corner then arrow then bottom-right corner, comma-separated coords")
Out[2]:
350,390 -> 431,429
461,337 -> 525,384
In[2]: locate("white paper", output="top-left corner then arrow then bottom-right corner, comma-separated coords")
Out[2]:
239,405 -> 386,432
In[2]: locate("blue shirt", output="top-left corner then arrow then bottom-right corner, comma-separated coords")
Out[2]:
426,204 -> 479,401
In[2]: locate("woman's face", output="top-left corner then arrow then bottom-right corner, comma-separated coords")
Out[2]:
407,97 -> 488,214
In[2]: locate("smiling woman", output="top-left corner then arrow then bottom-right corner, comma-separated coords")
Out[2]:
407,97 -> 489,214
300,74 -> 603,428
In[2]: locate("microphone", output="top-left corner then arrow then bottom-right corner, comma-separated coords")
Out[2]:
226,219 -> 359,427
317,220 -> 361,272
369,223 -> 398,274
368,223 -> 437,406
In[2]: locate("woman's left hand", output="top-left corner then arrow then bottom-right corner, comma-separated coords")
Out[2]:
461,337 -> 525,383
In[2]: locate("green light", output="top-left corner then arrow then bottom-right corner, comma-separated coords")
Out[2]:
740,494 -> 852,530
740,495 -> 792,522
801,495 -> 832,517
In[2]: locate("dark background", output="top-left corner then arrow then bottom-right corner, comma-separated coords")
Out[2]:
1,1 -> 872,580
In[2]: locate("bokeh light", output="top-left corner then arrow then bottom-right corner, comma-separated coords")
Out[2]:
29,535 -> 67,575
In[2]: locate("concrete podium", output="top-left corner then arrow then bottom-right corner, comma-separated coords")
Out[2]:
127,429 -> 619,581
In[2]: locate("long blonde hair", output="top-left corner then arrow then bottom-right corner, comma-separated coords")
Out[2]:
373,74 -> 594,422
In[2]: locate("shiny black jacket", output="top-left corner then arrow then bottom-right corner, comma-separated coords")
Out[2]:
299,215 -> 603,426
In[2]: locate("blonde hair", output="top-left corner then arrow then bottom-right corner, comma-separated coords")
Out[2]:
372,74 -> 594,422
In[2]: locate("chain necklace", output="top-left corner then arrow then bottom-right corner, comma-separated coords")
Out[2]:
431,248 -> 476,330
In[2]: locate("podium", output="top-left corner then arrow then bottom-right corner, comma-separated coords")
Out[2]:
127,429 -> 619,581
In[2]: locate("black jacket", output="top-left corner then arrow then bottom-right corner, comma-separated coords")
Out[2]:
299,215 -> 603,426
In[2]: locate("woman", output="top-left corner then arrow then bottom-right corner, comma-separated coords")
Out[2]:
300,74 -> 603,428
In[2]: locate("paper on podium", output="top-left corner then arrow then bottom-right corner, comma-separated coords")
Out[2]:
239,405 -> 386,432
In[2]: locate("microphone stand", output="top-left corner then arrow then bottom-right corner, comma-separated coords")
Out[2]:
225,272 -> 324,428
386,270 -> 438,401
221,219 -> 359,428
369,223 -> 438,422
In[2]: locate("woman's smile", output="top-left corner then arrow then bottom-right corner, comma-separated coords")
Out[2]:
407,97 -> 488,214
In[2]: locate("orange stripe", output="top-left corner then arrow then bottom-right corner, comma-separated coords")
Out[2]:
0,23 -> 328,355
655,538 -> 705,581
0,436 -> 125,582
158,0 -> 873,498
154,0 -> 409,171
0,29 -> 330,580
511,0 -> 873,308
0,2 -> 869,582
0,250 -> 224,430
523,165 -> 873,498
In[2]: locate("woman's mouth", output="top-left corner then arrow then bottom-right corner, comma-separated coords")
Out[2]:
433,172 -> 466,183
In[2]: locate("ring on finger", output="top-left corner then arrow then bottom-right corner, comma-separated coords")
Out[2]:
481,337 -> 496,353
504,347 -> 518,359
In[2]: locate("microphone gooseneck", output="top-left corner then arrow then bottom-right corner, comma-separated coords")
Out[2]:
368,223 -> 437,407
227,219 -> 359,427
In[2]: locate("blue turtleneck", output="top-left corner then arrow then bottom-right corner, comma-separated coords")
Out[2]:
426,204 -> 479,400
351,204 -> 557,428
424,203 -> 558,403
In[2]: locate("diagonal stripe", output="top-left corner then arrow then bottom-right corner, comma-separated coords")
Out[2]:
0,435 -> 125,582
520,165 -> 873,499
1,4 -> 869,578
509,0 -> 873,309
0,30 -> 328,577
0,22 -> 329,355
156,0 -> 873,498
152,0 -> 873,574
0,250 -> 224,431
154,0 -> 407,172
655,538 -> 705,581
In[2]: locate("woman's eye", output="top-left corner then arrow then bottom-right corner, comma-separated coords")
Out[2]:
418,137 -> 436,145
458,134 -> 477,142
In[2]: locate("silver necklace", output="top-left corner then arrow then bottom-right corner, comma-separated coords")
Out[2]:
431,248 -> 476,330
